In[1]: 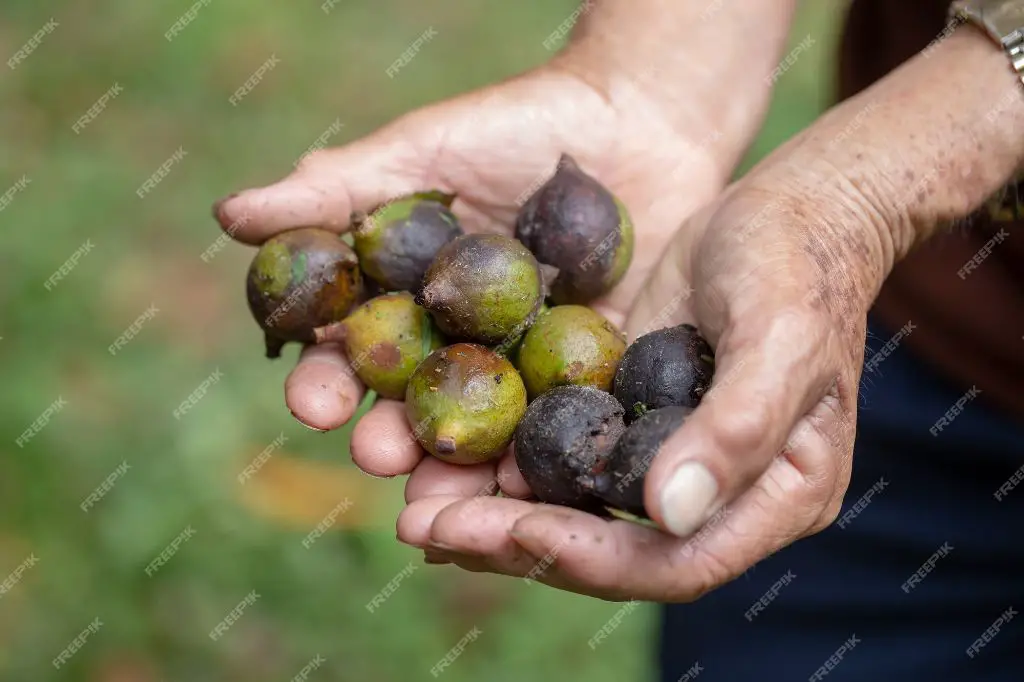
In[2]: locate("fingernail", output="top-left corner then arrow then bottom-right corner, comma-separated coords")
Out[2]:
291,414 -> 328,433
659,461 -> 719,537
428,539 -> 458,552
211,192 -> 238,223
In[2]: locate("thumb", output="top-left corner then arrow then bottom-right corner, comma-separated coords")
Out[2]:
644,309 -> 833,537
212,105 -> 452,245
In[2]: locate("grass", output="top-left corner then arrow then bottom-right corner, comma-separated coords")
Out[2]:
0,1 -> 839,679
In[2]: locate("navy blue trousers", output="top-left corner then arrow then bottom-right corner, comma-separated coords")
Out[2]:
660,317 -> 1024,681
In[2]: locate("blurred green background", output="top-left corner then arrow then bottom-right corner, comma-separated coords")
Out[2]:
0,2 -> 842,680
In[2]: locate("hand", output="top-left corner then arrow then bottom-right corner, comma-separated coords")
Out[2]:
398,172 -> 873,600
213,63 -> 728,469
397,26 -> 1024,601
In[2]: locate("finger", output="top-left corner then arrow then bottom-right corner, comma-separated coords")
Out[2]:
496,447 -> 533,499
213,120 -> 431,244
284,342 -> 364,431
405,455 -> 499,503
646,309 -> 834,537
428,497 -> 580,589
396,494 -> 464,548
509,442 -> 830,602
350,399 -> 424,477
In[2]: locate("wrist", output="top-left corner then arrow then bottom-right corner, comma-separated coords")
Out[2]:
741,24 -> 1024,293
548,0 -> 798,178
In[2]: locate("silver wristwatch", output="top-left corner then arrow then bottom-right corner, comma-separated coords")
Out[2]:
950,0 -> 1024,88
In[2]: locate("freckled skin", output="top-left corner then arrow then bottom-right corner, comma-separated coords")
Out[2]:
405,343 -> 527,464
246,227 -> 362,358
515,153 -> 634,304
613,324 -> 714,422
327,292 -> 445,400
353,192 -> 463,292
416,234 -> 547,345
516,305 -> 627,399
514,385 -> 625,513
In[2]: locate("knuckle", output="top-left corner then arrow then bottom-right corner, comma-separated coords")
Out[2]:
707,396 -> 773,455
294,148 -> 333,175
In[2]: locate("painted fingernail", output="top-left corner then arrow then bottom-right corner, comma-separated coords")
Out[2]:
659,461 -> 719,537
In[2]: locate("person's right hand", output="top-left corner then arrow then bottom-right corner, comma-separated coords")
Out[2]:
212,62 -> 739,480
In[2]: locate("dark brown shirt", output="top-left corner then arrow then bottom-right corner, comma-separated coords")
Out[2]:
841,0 -> 1024,419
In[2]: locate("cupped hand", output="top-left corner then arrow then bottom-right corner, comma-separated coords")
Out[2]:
213,64 -> 726,478
399,168 -> 879,600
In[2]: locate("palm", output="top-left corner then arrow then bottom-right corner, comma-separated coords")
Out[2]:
374,68 -> 720,325
213,65 -> 728,552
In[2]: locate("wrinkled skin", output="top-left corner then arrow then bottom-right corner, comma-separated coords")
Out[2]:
245,227 -> 362,358
405,343 -> 527,464
212,42 -> 883,601
613,323 -> 714,422
353,192 -> 463,292
514,385 -> 626,513
516,154 -> 635,304
415,234 -> 548,345
516,305 -> 626,399
315,292 -> 444,400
